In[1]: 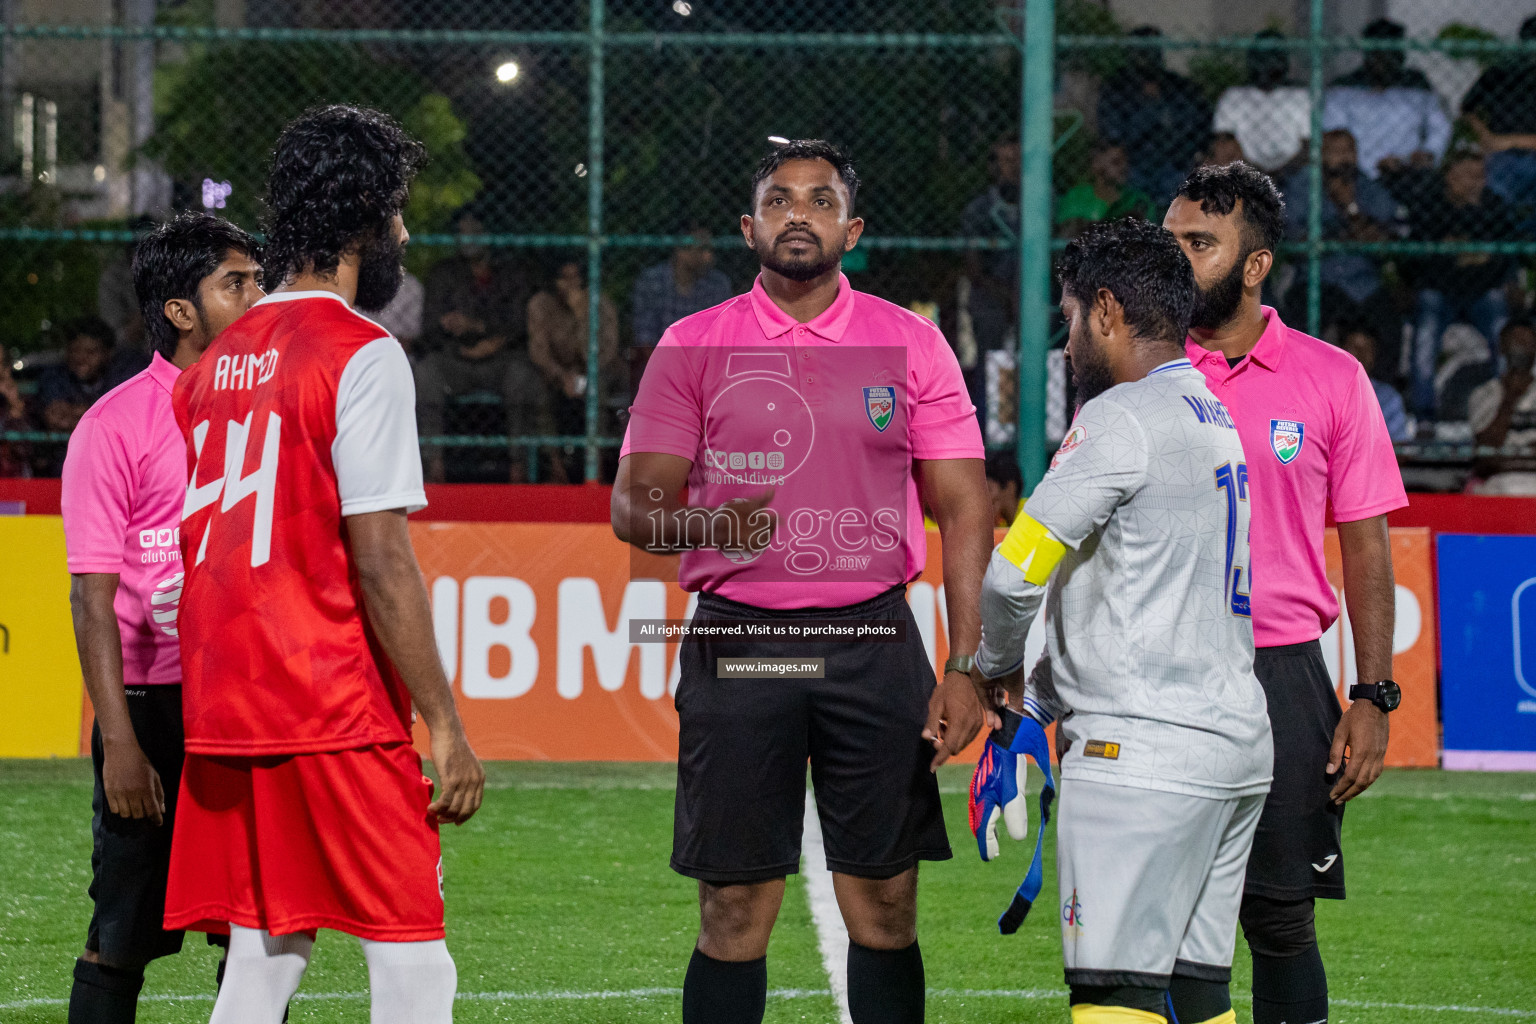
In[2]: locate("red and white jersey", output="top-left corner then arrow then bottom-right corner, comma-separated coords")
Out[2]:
173,291 -> 427,756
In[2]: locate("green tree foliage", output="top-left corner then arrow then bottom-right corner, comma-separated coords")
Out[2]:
143,42 -> 480,235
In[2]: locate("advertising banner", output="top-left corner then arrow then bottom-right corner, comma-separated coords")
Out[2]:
0,517 -> 85,757
1437,534 -> 1536,770
1,517 -> 1439,766
1320,528 -> 1440,768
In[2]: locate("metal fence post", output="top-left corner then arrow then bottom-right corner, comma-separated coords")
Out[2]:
1017,0 -> 1054,488
584,0 -> 606,482
1305,0 -> 1323,338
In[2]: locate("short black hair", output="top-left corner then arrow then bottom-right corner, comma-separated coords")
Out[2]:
750,139 -> 860,213
985,450 -> 1023,492
132,213 -> 260,359
60,316 -> 116,350
1057,218 -> 1195,346
263,105 -> 425,288
1176,161 -> 1287,254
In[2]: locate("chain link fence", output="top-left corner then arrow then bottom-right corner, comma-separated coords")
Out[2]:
3,1 -> 1535,491
1066,0 -> 1536,491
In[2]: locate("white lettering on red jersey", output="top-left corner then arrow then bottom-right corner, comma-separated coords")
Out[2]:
174,291 -> 427,755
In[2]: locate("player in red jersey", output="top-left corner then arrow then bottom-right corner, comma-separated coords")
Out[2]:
164,106 -> 484,1024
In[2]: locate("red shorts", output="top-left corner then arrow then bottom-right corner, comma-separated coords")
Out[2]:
165,743 -> 445,942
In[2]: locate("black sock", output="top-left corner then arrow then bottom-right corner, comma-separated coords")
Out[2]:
847,940 -> 925,1024
682,947 -> 767,1024
1169,976 -> 1232,1022
68,959 -> 144,1024
1251,946 -> 1329,1024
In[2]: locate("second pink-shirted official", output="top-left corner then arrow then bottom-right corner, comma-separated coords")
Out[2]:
1185,306 -> 1407,648
1167,163 -> 1408,1024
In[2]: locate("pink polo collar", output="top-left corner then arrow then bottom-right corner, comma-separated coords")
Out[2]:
748,272 -> 856,343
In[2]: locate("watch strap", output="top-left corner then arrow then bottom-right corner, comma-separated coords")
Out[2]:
944,655 -> 975,675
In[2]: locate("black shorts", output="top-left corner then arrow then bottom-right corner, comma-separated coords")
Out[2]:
87,685 -> 188,964
671,585 -> 952,884
1244,641 -> 1346,901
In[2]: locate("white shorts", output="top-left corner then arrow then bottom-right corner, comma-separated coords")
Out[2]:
1056,778 -> 1265,988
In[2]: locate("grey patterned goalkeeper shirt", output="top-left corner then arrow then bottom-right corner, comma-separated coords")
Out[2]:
977,358 -> 1273,800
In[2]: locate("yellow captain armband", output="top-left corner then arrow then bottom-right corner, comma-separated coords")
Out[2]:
997,513 -> 1067,586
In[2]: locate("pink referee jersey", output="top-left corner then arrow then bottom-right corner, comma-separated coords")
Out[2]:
1186,307 -> 1407,647
61,353 -> 187,684
622,273 -> 982,609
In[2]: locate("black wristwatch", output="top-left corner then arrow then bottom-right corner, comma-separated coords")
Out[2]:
1348,680 -> 1401,714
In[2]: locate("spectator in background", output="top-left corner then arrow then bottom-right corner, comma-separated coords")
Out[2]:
632,229 -> 732,348
1213,29 -> 1311,175
1469,319 -> 1536,494
1323,18 -> 1452,190
1097,26 -> 1212,202
630,228 -> 732,385
1462,15 -> 1536,215
1340,320 -> 1412,441
415,272 -> 546,484
960,134 -> 1021,360
0,342 -> 33,477
1055,140 -> 1156,237
1198,132 -> 1247,169
371,269 -> 425,356
38,317 -> 115,436
959,134 -> 1023,432
1405,144 -> 1519,418
983,449 -> 1023,526
1283,130 -> 1405,371
422,212 -> 531,356
99,216 -> 157,388
528,259 -> 620,482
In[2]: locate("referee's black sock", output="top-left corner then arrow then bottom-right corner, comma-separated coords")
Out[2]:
682,947 -> 767,1024
68,959 -> 143,1024
1251,946 -> 1328,1024
847,939 -> 925,1024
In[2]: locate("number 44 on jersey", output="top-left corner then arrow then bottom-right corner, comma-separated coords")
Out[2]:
183,411 -> 283,568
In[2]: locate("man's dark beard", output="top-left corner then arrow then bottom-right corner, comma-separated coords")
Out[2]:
1190,250 -> 1248,331
754,228 -> 845,283
354,227 -> 406,312
1068,320 -> 1115,404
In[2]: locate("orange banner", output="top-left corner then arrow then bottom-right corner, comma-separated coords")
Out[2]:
407,523 -> 1437,767
1321,527 -> 1439,767
406,522 -> 967,761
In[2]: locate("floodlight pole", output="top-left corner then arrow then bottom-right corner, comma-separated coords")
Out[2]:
584,0 -> 606,482
1017,0 -> 1054,489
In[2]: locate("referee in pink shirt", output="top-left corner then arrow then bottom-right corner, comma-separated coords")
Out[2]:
1164,163 -> 1408,1024
612,140 -> 994,1024
61,214 -> 261,1022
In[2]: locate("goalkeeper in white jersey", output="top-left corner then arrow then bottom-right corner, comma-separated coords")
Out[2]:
973,218 -> 1272,1024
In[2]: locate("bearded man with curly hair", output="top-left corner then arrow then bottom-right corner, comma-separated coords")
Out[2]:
164,105 -> 485,1024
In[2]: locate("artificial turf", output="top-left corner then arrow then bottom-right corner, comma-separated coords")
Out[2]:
1,761 -> 1532,1022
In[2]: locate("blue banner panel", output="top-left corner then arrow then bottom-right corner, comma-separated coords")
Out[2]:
1437,534 -> 1536,770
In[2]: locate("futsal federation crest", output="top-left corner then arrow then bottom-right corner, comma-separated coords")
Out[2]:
1270,419 -> 1304,464
863,386 -> 895,432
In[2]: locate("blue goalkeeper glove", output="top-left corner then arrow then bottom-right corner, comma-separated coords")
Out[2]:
968,707 -> 1056,934
968,720 -> 1031,861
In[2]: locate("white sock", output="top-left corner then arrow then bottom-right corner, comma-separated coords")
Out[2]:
209,925 -> 312,1024
361,937 -> 457,1024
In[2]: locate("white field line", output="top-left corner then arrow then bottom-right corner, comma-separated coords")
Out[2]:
802,789 -> 855,1024
3,988 -> 1532,1016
